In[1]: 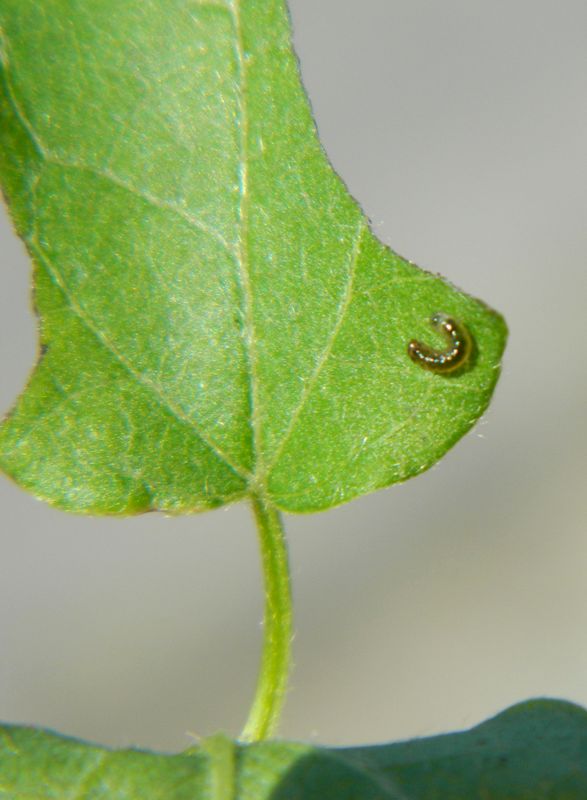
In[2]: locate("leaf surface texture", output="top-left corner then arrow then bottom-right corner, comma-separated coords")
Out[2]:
1,700 -> 586,798
0,0 -> 507,512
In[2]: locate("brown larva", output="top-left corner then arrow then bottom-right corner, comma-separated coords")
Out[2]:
407,313 -> 472,374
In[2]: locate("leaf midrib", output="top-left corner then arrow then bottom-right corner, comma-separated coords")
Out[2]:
230,0 -> 260,488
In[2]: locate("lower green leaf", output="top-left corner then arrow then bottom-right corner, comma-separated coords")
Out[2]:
1,699 -> 586,798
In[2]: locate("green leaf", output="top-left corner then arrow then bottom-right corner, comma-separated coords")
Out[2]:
0,0 -> 507,514
2,700 -> 586,798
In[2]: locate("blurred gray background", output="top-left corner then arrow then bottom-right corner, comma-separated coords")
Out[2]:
0,0 -> 586,751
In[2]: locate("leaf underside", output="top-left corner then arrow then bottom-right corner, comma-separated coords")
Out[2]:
1,700 -> 586,799
0,0 -> 507,514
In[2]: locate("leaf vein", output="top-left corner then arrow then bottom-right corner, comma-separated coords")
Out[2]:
70,751 -> 109,800
0,42 -> 46,159
42,157 -> 237,259
1,42 -> 237,257
266,219 -> 367,476
230,1 -> 260,482
30,246 -> 251,484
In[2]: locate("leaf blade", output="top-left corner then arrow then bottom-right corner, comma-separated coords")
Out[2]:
0,0 -> 507,513
2,700 -> 586,799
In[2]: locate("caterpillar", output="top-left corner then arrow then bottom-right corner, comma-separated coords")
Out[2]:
407,313 -> 472,374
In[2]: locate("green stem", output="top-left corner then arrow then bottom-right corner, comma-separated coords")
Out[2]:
240,494 -> 293,742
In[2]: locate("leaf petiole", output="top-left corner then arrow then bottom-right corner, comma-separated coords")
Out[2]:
240,495 -> 293,742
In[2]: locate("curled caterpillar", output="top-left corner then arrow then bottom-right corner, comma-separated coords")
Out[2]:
408,313 -> 472,374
